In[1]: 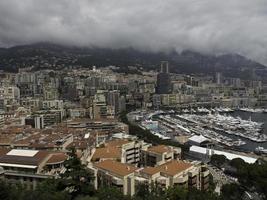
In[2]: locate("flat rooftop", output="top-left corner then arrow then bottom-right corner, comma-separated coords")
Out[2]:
0,149 -> 50,168
94,160 -> 138,177
190,145 -> 257,164
141,160 -> 192,176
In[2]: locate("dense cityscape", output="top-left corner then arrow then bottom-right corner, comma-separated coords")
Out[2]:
0,58 -> 266,199
1,1 -> 267,200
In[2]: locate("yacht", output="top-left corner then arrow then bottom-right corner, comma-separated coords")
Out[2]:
254,146 -> 267,155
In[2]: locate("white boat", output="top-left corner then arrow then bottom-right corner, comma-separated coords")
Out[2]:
179,113 -> 266,142
254,146 -> 267,154
176,124 -> 191,134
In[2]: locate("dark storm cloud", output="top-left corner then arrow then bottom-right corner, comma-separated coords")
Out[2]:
0,0 -> 267,64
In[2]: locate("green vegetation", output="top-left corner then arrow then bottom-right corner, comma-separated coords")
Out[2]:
0,149 -> 95,200
211,155 -> 267,199
133,183 -> 219,200
234,162 -> 267,198
0,179 -> 243,200
58,148 -> 95,197
210,154 -> 227,168
1,150 -> 266,199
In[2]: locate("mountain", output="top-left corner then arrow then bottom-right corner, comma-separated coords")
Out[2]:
0,43 -> 266,79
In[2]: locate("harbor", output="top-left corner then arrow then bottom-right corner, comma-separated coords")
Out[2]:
177,113 -> 266,143
130,108 -> 267,153
229,110 -> 267,152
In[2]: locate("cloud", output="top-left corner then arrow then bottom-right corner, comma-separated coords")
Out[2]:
0,0 -> 267,64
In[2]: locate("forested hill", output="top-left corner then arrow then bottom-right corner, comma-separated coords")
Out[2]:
0,43 -> 266,79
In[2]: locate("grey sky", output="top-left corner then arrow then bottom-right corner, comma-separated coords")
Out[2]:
0,0 -> 267,64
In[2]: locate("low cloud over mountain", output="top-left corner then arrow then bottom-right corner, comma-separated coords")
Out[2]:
0,0 -> 267,64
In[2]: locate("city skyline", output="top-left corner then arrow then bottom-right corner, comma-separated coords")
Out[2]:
0,1 -> 267,199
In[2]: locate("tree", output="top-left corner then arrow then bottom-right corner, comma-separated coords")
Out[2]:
220,183 -> 244,200
0,180 -> 12,200
134,182 -> 167,200
210,154 -> 227,168
31,178 -> 71,200
133,182 -> 150,200
75,196 -> 98,200
59,148 -> 95,198
166,186 -> 187,200
229,158 -> 245,169
96,187 -> 128,200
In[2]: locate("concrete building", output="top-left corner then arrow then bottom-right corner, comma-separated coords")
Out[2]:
92,92 -> 108,119
17,83 -> 36,98
42,100 -> 63,110
140,160 -> 209,190
0,86 -> 20,111
24,115 -> 44,129
90,139 -> 144,165
34,110 -> 64,127
215,72 -> 222,85
156,61 -> 171,94
68,108 -> 87,119
20,98 -> 41,111
0,116 -> 4,128
141,145 -> 181,167
152,94 -> 161,109
107,90 -> 121,115
187,135 -> 212,147
0,149 -> 68,189
189,145 -> 257,164
90,159 -> 209,196
160,61 -> 169,73
43,86 -> 59,100
0,86 -> 20,100
91,160 -> 138,196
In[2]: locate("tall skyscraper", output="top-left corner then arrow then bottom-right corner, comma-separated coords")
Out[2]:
156,61 -> 171,94
160,61 -> 169,73
215,72 -> 222,85
107,90 -> 125,115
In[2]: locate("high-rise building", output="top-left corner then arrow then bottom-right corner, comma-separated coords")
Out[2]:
160,61 -> 169,73
0,116 -> 4,128
24,115 -> 44,129
215,72 -> 222,85
92,91 -> 108,119
107,90 -> 126,115
107,90 -> 120,114
156,61 -> 171,94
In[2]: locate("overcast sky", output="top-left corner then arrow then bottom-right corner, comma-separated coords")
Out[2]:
0,0 -> 267,64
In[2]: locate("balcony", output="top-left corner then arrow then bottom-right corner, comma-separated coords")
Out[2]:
201,170 -> 209,178
201,182 -> 209,191
126,154 -> 135,159
174,175 -> 188,184
188,176 -> 197,185
202,176 -> 209,184
126,149 -> 135,155
112,176 -> 123,185
135,176 -> 148,184
156,176 -> 168,186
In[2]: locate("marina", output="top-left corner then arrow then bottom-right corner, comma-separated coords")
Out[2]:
254,146 -> 267,155
180,107 -> 267,114
177,113 -> 267,143
238,108 -> 267,113
132,108 -> 267,153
